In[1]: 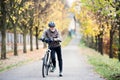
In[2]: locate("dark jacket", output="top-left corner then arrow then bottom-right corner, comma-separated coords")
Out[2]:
42,28 -> 62,48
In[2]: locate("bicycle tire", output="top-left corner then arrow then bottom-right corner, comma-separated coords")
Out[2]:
42,58 -> 47,78
42,49 -> 51,78
46,53 -> 50,75
42,52 -> 49,77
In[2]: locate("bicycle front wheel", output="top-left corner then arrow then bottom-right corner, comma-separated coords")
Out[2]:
42,59 -> 47,78
42,53 -> 50,78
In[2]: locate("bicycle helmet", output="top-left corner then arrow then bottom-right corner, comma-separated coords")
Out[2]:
48,21 -> 55,27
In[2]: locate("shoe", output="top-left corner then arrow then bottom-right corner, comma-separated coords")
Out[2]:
50,67 -> 56,72
59,72 -> 63,77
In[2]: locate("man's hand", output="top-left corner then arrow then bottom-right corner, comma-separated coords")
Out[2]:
53,38 -> 61,42
44,38 -> 53,43
39,38 -> 45,42
53,38 -> 58,41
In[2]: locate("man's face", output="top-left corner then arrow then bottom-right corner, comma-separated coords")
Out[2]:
49,27 -> 55,32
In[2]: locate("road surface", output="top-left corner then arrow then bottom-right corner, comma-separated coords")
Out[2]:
0,36 -> 105,80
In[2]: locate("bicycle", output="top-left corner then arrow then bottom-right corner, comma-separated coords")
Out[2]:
40,39 -> 54,78
40,38 -> 61,77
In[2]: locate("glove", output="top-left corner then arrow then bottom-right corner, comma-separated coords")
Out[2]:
40,38 -> 45,42
53,38 -> 61,42
45,38 -> 53,43
53,38 -> 58,41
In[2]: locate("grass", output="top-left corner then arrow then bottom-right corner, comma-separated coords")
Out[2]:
79,39 -> 120,80
86,49 -> 120,80
88,54 -> 120,80
61,36 -> 72,47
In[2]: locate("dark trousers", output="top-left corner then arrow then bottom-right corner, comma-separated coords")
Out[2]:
50,46 -> 63,72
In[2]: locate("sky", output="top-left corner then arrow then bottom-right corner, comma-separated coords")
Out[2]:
66,0 -> 75,7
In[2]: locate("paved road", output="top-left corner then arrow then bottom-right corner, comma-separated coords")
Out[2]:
0,36 -> 105,80
0,18 -> 105,80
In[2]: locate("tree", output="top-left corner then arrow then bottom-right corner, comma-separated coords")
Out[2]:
19,0 -> 34,53
33,0 -> 50,49
114,0 -> 120,61
0,0 -> 7,59
6,0 -> 25,55
29,10 -> 34,51
73,0 -> 120,60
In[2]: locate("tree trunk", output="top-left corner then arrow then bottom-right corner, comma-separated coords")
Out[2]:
98,34 -> 103,55
118,25 -> 120,61
73,16 -> 76,33
91,36 -> 94,48
115,0 -> 120,61
109,30 -> 114,58
14,24 -> 18,56
1,0 -> 6,59
30,28 -> 33,51
98,35 -> 100,53
95,36 -> 98,51
35,27 -> 39,49
23,32 -> 27,53
100,36 -> 103,55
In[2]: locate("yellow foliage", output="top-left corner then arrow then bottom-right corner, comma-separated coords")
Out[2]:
41,2 -> 46,8
79,9 -> 100,37
42,0 -> 70,32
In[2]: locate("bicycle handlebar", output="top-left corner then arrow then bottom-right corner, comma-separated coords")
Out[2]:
39,38 -> 61,43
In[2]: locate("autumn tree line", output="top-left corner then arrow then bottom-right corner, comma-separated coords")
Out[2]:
0,0 -> 70,59
71,0 -> 120,61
